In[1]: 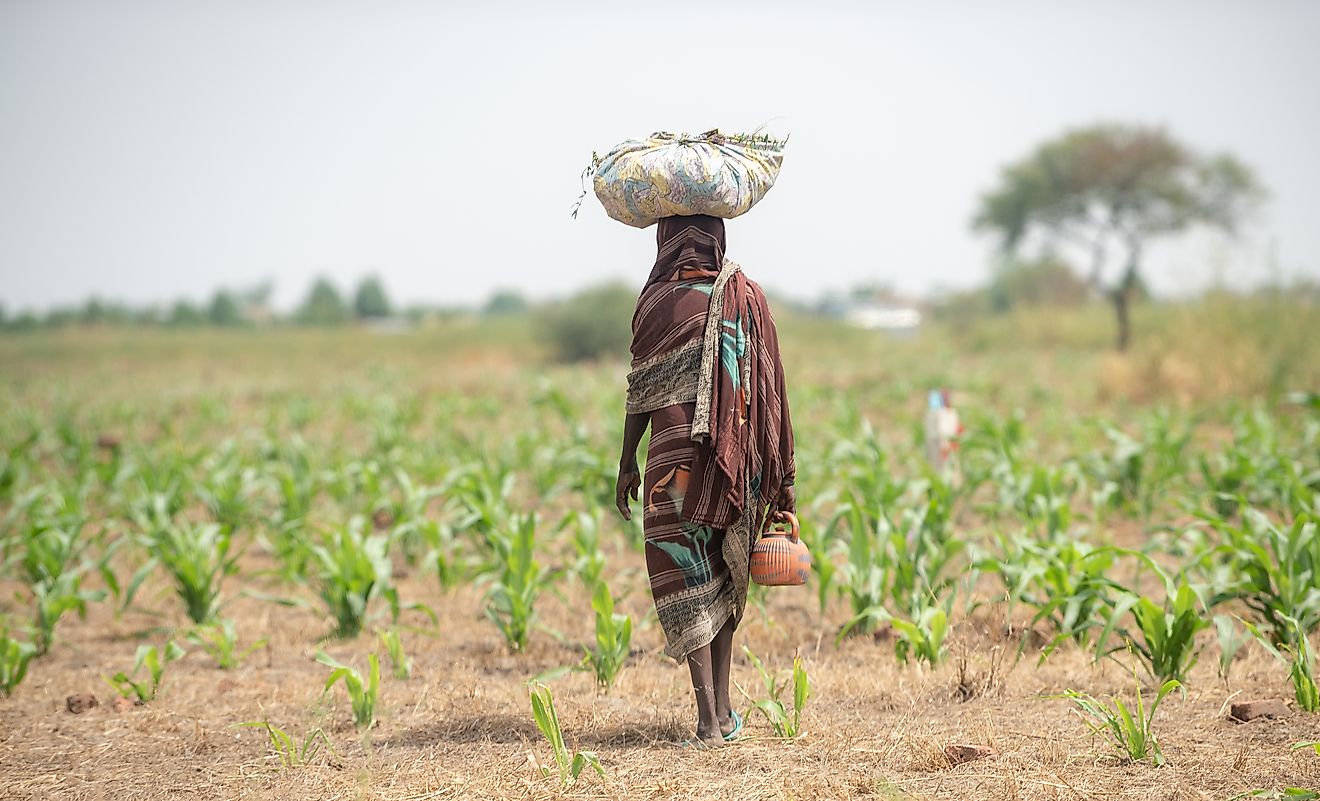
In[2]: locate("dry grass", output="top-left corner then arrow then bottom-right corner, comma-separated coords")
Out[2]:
2,559 -> 1317,801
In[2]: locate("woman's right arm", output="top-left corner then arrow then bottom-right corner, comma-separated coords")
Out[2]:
615,411 -> 649,520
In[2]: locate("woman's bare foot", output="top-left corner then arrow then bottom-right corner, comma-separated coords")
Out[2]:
694,728 -> 726,748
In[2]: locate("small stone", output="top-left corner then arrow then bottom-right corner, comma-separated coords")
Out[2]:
66,694 -> 99,714
110,696 -> 139,713
215,678 -> 237,695
944,744 -> 997,765
1229,699 -> 1291,722
372,509 -> 394,530
95,434 -> 122,450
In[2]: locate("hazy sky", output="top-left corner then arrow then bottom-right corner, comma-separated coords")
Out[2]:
2,1 -> 1318,313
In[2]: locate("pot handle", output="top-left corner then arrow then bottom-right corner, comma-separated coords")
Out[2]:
765,510 -> 800,541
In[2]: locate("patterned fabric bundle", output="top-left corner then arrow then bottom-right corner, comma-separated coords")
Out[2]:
592,130 -> 785,228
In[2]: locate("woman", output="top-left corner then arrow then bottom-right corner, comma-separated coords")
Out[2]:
614,214 -> 796,748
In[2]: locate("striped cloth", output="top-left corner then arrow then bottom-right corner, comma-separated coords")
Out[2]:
626,216 -> 795,660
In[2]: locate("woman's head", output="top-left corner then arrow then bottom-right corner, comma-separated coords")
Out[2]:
652,215 -> 726,282
656,214 -> 726,255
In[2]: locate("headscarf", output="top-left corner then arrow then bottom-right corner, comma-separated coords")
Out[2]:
645,215 -> 727,287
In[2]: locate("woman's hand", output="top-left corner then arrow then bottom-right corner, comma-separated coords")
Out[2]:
769,483 -> 796,522
616,461 -> 641,521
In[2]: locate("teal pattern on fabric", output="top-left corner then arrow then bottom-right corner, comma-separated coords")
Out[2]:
720,314 -> 747,392
649,523 -> 715,588
644,463 -> 716,589
676,280 -> 715,297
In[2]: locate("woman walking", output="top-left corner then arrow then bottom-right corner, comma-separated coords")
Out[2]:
615,214 -> 796,748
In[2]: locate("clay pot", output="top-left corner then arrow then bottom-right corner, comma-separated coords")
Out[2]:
750,512 -> 811,586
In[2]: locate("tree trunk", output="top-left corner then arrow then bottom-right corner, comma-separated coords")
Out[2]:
1111,286 -> 1132,352
1111,242 -> 1142,352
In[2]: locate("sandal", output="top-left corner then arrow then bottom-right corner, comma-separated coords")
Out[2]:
723,710 -> 744,742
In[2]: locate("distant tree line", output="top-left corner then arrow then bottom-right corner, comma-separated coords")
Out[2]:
0,275 -> 412,331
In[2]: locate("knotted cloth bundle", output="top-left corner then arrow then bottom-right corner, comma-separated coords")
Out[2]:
590,130 -> 785,228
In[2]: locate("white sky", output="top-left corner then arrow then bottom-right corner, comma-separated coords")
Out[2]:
2,0 -> 1318,312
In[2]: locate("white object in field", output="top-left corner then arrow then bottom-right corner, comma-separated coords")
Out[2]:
844,305 -> 922,331
924,390 -> 961,472
592,130 -> 785,228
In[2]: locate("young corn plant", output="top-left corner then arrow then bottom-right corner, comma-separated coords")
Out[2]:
482,514 -> 549,653
316,651 -> 380,729
307,518 -> 393,639
380,629 -> 412,679
418,518 -> 467,592
141,517 -> 241,624
528,682 -> 604,787
377,466 -> 441,565
1096,561 -> 1210,685
187,619 -> 266,670
878,482 -> 965,619
562,510 -> 605,590
797,514 -> 837,618
739,647 -> 810,738
1244,616 -> 1318,713
580,580 -> 631,690
891,600 -> 951,667
987,536 -> 1123,655
195,456 -> 260,534
1208,511 -> 1318,646
266,443 -> 318,580
237,717 -> 334,769
1228,791 -> 1319,801
834,501 -> 892,639
1056,673 -> 1183,766
20,519 -> 103,655
1215,614 -> 1250,681
105,641 -> 187,703
1,629 -> 36,697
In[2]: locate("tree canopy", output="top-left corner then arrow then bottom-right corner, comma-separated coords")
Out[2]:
298,277 -> 349,325
353,276 -> 392,319
973,124 -> 1263,349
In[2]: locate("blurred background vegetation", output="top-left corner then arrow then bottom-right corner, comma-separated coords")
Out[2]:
1,122 -> 1314,406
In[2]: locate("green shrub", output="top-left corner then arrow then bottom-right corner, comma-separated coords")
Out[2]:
537,283 -> 635,363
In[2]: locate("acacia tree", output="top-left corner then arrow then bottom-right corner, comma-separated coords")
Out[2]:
973,125 -> 1262,350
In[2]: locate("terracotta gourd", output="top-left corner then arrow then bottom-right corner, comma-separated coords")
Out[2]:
749,512 -> 811,587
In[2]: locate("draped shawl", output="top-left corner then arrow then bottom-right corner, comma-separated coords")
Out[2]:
627,215 -> 795,587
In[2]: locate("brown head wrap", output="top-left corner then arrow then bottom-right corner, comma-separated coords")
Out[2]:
646,215 -> 727,286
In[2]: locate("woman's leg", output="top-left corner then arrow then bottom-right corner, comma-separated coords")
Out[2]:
710,614 -> 737,734
686,644 -> 722,744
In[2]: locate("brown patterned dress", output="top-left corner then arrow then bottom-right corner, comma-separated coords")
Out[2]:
626,217 -> 794,661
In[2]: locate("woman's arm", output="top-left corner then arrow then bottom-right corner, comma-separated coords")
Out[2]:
615,411 -> 649,520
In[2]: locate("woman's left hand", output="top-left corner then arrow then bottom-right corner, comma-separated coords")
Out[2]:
615,462 -> 641,521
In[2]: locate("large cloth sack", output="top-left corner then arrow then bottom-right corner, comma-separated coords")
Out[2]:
592,130 -> 785,228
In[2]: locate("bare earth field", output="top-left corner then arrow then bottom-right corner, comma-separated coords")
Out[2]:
1,313 -> 1318,800
2,564 -> 1317,800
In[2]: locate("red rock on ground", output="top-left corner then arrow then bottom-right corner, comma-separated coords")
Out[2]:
110,696 -> 140,713
65,694 -> 99,714
1229,699 -> 1291,722
944,744 -> 997,765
